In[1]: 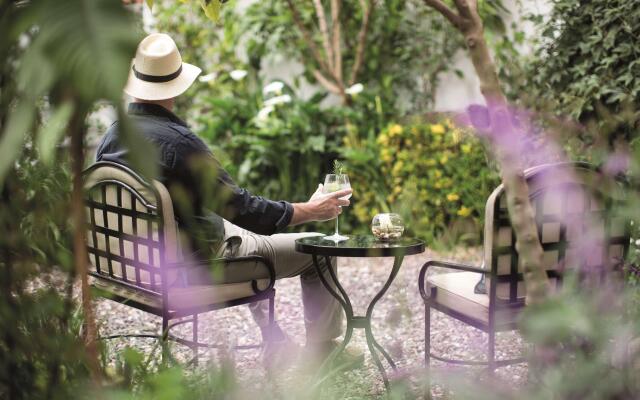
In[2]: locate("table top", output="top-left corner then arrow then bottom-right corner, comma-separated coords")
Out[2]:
295,235 -> 425,257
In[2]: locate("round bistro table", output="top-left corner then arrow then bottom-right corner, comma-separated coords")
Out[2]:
295,235 -> 425,391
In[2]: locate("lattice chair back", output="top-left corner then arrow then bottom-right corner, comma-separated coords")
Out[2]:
83,162 -> 182,295
483,162 -> 629,303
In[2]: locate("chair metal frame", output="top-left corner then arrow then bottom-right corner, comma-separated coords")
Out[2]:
418,162 -> 630,375
83,161 -> 277,364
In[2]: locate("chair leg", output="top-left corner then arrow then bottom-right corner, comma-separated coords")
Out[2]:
267,290 -> 276,344
425,303 -> 431,366
487,328 -> 496,375
424,302 -> 432,400
161,315 -> 169,364
193,313 -> 199,366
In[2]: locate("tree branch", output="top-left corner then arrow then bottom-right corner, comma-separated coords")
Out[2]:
313,0 -> 334,72
313,69 -> 342,94
69,104 -> 101,380
452,0 -> 474,20
422,0 -> 463,30
349,0 -> 373,85
331,0 -> 342,83
285,0 -> 334,76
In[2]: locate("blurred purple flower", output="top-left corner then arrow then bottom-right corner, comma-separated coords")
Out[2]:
458,104 -> 563,167
603,151 -> 630,176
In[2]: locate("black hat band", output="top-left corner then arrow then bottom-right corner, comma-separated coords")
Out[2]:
133,64 -> 182,83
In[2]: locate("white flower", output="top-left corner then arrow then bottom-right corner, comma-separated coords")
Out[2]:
263,81 -> 284,95
345,83 -> 364,95
263,94 -> 291,107
199,73 -> 216,83
230,69 -> 248,81
635,239 -> 640,246
256,106 -> 275,121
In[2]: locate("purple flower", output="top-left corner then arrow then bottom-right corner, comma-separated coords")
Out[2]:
603,151 -> 630,176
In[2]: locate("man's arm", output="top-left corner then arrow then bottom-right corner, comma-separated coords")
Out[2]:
289,188 -> 352,226
180,133 -> 351,232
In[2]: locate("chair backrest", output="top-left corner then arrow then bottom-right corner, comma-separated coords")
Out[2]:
83,162 -> 181,294
483,162 -> 629,303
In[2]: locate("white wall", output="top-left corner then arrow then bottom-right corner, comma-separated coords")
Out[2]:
433,0 -> 551,111
255,0 -> 552,112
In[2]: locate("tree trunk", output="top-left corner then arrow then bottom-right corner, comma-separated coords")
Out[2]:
461,19 -> 549,305
423,0 -> 550,304
69,107 -> 101,379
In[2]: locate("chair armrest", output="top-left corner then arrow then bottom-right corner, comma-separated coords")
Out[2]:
418,259 -> 486,302
166,255 -> 276,294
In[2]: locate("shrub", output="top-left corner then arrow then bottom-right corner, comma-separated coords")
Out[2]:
526,0 -> 640,147
346,118 -> 499,245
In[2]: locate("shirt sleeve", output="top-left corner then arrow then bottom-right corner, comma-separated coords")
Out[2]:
174,130 -> 294,235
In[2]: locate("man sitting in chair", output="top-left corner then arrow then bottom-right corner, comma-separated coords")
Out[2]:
96,33 -> 360,367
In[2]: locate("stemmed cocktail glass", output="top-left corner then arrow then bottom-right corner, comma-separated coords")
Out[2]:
323,174 -> 351,242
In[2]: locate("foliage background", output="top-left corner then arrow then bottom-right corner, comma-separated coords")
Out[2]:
154,0 -> 499,240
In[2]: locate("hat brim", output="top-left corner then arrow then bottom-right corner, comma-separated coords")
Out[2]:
123,62 -> 201,101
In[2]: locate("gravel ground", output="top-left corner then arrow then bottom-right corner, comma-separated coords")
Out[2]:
96,246 -> 528,399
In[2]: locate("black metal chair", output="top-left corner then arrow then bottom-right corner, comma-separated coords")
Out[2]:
418,162 -> 630,374
83,161 -> 276,363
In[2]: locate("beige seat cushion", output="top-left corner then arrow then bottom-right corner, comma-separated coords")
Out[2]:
167,279 -> 269,310
427,272 -> 488,321
91,277 -> 269,312
427,272 -> 521,326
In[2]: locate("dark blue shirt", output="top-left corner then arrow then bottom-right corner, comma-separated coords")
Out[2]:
96,102 -> 293,257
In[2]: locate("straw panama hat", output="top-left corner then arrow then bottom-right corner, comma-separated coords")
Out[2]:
124,33 -> 201,101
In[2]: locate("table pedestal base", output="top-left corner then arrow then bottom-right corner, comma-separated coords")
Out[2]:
311,254 -> 404,393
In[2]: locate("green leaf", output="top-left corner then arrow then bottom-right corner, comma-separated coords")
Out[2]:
200,0 -> 223,22
146,0 -> 153,9
0,100 -> 36,186
307,135 -> 326,152
37,102 -> 74,165
31,0 -> 140,102
117,106 -> 158,180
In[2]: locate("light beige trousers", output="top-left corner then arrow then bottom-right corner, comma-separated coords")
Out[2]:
221,220 -> 343,344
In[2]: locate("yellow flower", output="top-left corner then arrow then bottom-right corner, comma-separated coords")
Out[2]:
392,161 -> 404,175
393,186 -> 402,195
377,133 -> 389,146
430,124 -> 445,135
440,155 -> 448,165
381,148 -> 392,163
457,206 -> 472,217
434,181 -> 443,189
389,124 -> 403,137
434,169 -> 442,178
444,118 -> 454,129
451,129 -> 462,144
447,193 -> 460,202
461,143 -> 472,154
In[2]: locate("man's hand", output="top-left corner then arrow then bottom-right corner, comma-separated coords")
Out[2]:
309,184 -> 324,201
290,186 -> 352,226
